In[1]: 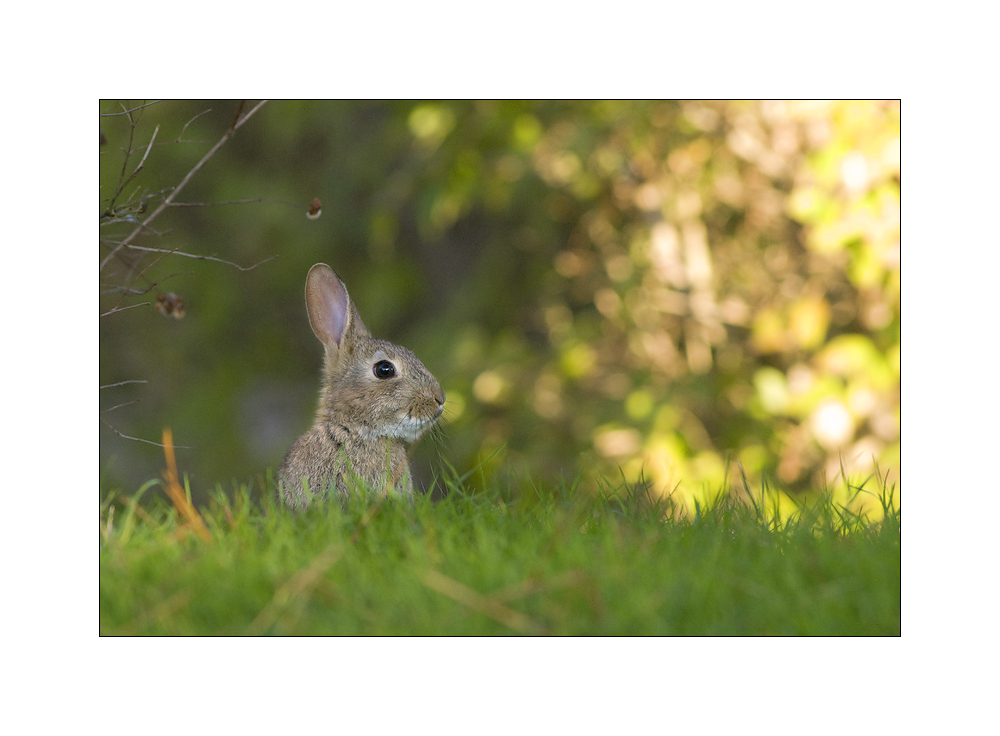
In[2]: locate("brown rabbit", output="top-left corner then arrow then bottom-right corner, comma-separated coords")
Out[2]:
277,264 -> 445,509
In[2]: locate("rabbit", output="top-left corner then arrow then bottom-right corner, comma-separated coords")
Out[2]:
277,263 -> 445,509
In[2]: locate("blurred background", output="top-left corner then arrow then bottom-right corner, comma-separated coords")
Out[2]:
99,100 -> 900,513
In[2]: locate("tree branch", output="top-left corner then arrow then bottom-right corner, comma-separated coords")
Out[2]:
105,124 -> 159,217
100,100 -> 268,272
101,418 -> 194,449
101,302 -> 151,317
100,100 -> 163,118
100,380 -> 149,389
120,245 -> 277,272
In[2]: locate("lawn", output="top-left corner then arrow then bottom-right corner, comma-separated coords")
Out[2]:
99,468 -> 900,636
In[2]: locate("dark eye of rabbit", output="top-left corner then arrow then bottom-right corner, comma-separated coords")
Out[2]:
373,360 -> 397,379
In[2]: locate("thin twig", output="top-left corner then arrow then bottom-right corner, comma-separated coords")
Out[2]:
106,105 -> 139,217
169,198 -> 267,207
168,197 -> 311,209
231,101 -> 247,129
99,217 -> 144,227
100,400 -> 140,413
107,124 -> 159,209
132,124 -> 159,175
99,285 -> 150,296
100,186 -> 176,223
118,245 -> 278,272
177,108 -> 213,141
100,100 -> 268,272
110,240 -> 194,310
100,100 -> 162,118
100,379 -> 149,389
101,418 -> 193,449
100,302 -> 150,317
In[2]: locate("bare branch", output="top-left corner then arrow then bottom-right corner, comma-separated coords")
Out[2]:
100,284 -> 149,296
101,418 -> 194,449
121,245 -> 278,272
105,124 -> 160,216
100,100 -> 269,272
168,198 -> 267,207
100,220 -> 168,238
100,187 -> 174,225
101,302 -> 150,317
106,107 -> 139,216
168,196 -> 312,210
99,217 -> 143,227
101,400 -> 141,413
177,108 -> 213,141
132,125 -> 159,178
100,101 -> 162,118
100,380 -> 149,389
231,100 -> 247,129
108,235 -> 197,310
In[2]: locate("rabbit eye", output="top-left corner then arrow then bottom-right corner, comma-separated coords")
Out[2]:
373,360 -> 397,379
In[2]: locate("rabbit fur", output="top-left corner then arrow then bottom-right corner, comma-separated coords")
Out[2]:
277,264 -> 444,508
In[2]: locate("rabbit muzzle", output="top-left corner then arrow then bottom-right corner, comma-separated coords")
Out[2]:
396,388 -> 445,441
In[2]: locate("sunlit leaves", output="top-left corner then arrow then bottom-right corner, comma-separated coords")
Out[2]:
408,104 -> 456,149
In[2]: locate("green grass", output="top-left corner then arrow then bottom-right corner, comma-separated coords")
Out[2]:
99,473 -> 900,636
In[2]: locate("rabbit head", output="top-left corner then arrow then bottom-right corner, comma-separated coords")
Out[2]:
278,264 -> 445,508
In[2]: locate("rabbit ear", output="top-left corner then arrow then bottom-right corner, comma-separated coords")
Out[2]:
304,264 -> 369,350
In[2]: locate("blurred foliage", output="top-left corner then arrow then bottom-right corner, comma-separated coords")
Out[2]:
100,100 -> 900,512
